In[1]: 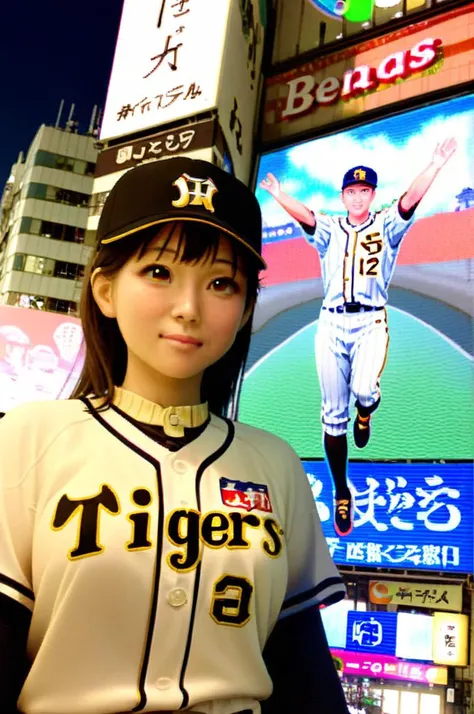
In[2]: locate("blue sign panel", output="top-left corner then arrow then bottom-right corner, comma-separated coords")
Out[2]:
303,461 -> 474,574
346,612 -> 398,656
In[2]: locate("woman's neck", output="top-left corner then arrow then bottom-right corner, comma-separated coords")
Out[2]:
120,371 -> 202,408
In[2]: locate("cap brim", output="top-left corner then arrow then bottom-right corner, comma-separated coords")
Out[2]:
342,181 -> 377,189
100,215 -> 267,270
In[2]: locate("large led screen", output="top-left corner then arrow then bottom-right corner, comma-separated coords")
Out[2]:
0,306 -> 84,413
238,93 -> 474,572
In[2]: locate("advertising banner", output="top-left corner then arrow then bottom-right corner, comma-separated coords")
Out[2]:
237,92 -> 474,558
304,460 -> 473,574
369,580 -> 463,612
262,5 -> 474,143
0,306 -> 84,413
100,0 -> 230,142
331,648 -> 448,685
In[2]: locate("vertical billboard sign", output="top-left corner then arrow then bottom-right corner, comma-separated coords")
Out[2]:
432,613 -> 469,666
217,0 -> 266,182
100,0 -> 231,142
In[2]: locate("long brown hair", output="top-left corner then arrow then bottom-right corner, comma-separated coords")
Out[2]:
70,222 -> 261,416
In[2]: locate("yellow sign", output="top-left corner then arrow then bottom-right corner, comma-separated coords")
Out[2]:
369,580 -> 463,612
354,168 -> 367,181
433,613 -> 469,666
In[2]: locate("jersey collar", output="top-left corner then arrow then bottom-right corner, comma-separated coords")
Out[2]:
345,213 -> 374,231
108,386 -> 209,437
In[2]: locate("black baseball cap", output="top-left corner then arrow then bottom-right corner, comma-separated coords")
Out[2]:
96,157 -> 266,269
342,166 -> 378,190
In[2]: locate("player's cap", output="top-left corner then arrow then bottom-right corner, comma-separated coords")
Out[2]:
342,166 -> 378,190
96,157 -> 266,269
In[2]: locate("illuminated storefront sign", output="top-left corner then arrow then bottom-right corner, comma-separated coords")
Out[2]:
303,461 -> 474,574
331,649 -> 448,685
262,5 -> 474,142
433,613 -> 469,666
281,38 -> 441,118
369,580 -> 463,612
346,612 -> 397,656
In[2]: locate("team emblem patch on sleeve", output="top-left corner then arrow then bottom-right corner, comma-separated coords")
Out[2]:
219,478 -> 273,513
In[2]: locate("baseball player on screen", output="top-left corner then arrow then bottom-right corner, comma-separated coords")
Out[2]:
0,158 -> 348,714
261,138 -> 456,537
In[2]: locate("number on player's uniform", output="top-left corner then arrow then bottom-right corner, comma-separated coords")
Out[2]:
210,575 -> 254,627
359,231 -> 383,277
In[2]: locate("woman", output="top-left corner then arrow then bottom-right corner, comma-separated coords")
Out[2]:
0,158 -> 348,714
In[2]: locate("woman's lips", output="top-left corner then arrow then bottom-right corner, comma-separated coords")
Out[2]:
161,334 -> 203,346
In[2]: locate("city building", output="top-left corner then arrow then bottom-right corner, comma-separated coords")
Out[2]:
0,114 -> 99,316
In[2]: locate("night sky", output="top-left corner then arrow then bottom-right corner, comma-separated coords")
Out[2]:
0,0 -> 124,186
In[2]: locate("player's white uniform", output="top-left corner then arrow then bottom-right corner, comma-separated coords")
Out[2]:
302,201 -> 415,436
0,391 -> 345,714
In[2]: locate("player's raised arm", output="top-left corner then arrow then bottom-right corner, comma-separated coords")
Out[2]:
260,173 -> 316,227
400,138 -> 457,212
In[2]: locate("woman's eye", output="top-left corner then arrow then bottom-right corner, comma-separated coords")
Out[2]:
210,277 -> 239,295
143,264 -> 171,281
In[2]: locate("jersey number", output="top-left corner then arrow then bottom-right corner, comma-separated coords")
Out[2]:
359,256 -> 380,277
210,575 -> 254,627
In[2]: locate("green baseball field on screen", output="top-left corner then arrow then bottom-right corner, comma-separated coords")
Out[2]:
238,307 -> 473,460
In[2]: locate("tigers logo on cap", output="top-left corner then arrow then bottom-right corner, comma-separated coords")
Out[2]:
172,173 -> 218,214
353,168 -> 367,181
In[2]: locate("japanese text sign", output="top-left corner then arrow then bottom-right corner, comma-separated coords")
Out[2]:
304,461 -> 474,574
331,649 -> 448,685
101,0 -> 231,141
95,119 -> 215,177
346,612 -> 397,656
432,613 -> 469,666
369,580 -> 463,612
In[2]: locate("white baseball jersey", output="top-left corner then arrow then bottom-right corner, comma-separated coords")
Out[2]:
0,392 -> 345,714
303,201 -> 415,308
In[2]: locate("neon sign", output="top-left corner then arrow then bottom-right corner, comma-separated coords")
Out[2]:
282,38 -> 442,119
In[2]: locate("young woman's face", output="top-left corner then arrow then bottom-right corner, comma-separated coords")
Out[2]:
94,225 -> 251,391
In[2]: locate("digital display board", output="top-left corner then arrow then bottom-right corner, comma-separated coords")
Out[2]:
237,92 -> 473,572
240,93 -> 473,461
0,306 -> 84,413
305,460 -> 473,574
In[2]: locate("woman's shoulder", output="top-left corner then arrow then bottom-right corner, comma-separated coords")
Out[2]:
224,417 -> 300,464
0,398 -> 93,434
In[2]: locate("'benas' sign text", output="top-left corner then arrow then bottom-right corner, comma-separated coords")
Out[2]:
282,38 -> 442,119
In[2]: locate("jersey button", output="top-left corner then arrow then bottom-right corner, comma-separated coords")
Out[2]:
167,588 -> 188,607
173,460 -> 188,474
156,677 -> 172,690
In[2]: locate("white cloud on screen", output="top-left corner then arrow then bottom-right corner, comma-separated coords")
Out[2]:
283,111 -> 473,219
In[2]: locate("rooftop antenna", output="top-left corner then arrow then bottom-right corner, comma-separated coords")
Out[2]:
67,103 -> 76,126
88,105 -> 98,135
55,99 -> 65,128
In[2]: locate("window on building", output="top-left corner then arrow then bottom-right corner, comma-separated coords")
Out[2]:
12,254 -> 26,271
24,255 -> 55,276
27,183 -> 89,208
20,216 -> 85,243
34,150 -> 96,176
5,292 -> 77,315
53,261 -> 82,280
5,292 -> 46,310
45,297 -> 77,315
